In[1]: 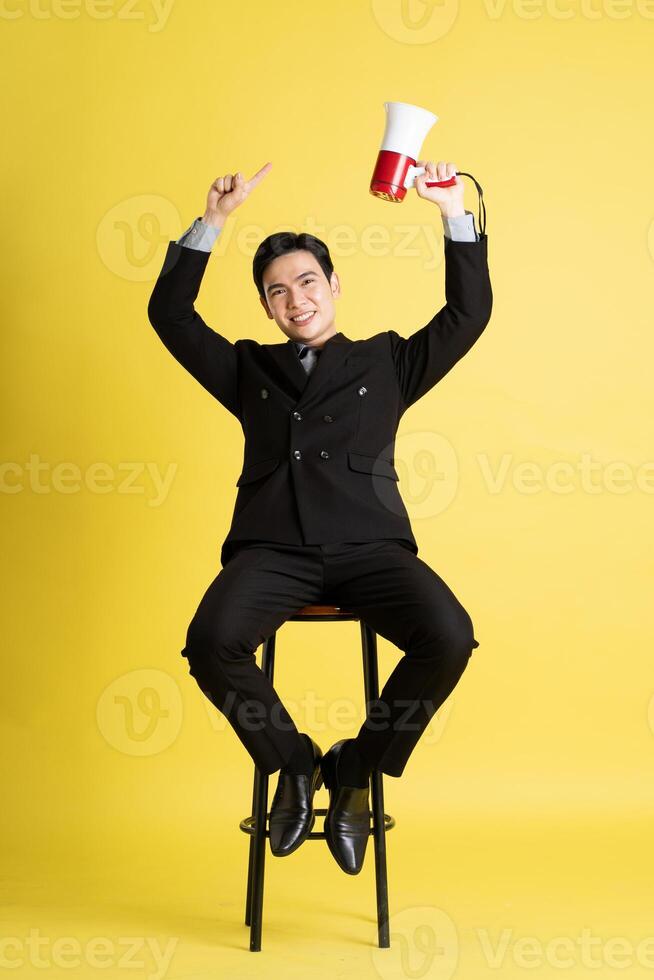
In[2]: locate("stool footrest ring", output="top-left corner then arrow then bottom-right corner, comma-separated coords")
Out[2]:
239,808 -> 395,839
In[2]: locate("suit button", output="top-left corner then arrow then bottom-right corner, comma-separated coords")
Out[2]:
293,449 -> 302,460
320,450 -> 330,459
292,411 -> 302,421
323,414 -> 334,422
261,388 -> 269,399
357,386 -> 367,396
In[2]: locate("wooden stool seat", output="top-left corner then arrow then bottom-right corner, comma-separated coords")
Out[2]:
290,604 -> 355,617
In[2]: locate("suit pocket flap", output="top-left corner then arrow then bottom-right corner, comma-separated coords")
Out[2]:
236,457 -> 280,486
347,451 -> 399,481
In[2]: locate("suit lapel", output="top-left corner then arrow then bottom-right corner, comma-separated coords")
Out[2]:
262,332 -> 353,406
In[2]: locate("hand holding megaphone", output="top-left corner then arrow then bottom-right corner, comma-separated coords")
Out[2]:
369,101 -> 487,235
414,160 -> 465,215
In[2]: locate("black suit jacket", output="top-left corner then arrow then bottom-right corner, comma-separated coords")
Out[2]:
148,234 -> 492,566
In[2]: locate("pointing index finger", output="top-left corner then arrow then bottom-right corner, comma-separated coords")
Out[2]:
247,161 -> 273,188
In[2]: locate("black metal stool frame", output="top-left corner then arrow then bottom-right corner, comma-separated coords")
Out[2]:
239,608 -> 395,951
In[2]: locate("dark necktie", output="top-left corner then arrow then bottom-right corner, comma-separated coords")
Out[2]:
297,344 -> 320,375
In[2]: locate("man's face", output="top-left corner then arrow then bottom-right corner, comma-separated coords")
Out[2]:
259,249 -> 340,348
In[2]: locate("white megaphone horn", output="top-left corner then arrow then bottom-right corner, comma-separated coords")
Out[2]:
369,100 -> 457,203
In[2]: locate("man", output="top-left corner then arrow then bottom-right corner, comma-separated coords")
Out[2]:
147,160 -> 492,875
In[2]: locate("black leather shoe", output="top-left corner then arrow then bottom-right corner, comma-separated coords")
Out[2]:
320,739 -> 371,875
269,735 -> 323,857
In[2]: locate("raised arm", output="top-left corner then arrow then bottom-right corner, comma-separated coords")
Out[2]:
147,163 -> 273,418
388,161 -> 492,410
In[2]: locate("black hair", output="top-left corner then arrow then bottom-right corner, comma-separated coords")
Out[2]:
252,231 -> 334,301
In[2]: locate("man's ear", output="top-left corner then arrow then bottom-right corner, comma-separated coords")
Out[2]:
330,271 -> 341,299
259,294 -> 274,319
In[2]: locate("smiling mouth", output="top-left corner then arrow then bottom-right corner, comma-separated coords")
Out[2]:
289,311 -> 317,324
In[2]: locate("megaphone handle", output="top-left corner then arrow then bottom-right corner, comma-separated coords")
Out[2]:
425,176 -> 458,188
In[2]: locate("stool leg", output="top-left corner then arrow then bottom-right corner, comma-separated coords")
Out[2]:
360,621 -> 391,949
247,632 -> 276,952
244,767 -> 259,926
249,765 -> 269,951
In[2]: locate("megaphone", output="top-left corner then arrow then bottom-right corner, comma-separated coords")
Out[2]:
370,100 -> 457,203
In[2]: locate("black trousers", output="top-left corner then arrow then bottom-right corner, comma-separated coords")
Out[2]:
181,540 -> 479,778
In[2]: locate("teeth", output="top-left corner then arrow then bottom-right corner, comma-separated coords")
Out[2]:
291,311 -> 315,323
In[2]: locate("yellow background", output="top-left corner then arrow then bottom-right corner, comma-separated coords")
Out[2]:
2,0 -> 653,976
